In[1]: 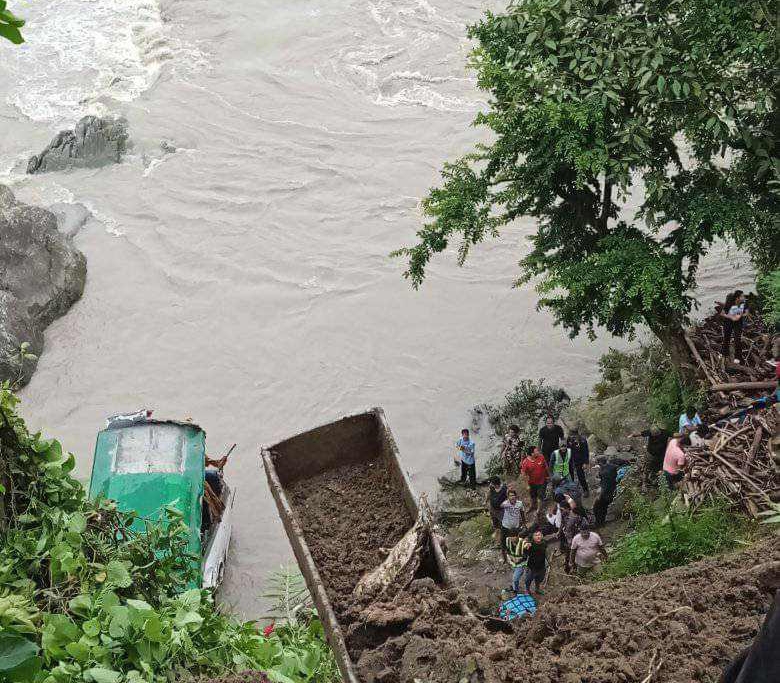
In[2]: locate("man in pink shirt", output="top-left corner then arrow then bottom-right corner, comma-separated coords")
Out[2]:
662,435 -> 690,489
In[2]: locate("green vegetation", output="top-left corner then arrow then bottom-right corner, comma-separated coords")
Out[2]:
395,0 -> 778,379
599,490 -> 754,580
0,2 -> 24,44
476,379 -> 569,476
758,269 -> 780,328
0,388 -> 337,683
592,344 -> 704,433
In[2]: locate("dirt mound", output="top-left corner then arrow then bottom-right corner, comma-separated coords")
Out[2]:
286,459 -> 414,623
286,459 -> 778,683
354,538 -> 777,683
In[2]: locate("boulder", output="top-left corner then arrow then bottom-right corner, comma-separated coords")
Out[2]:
0,186 -> 86,386
27,116 -> 128,174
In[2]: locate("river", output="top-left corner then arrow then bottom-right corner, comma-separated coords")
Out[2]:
0,0 -> 753,617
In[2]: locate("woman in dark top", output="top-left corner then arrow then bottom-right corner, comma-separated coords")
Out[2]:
538,415 -> 564,464
721,290 -> 747,362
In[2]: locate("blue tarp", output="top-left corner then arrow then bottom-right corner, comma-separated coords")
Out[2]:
498,593 -> 537,620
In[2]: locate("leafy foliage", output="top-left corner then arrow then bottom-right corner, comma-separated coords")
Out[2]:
0,387 -> 338,683
757,269 -> 780,329
0,1 -> 24,44
599,490 -> 753,579
592,343 -> 703,432
476,379 -> 569,478
395,0 -> 777,371
477,378 -> 570,445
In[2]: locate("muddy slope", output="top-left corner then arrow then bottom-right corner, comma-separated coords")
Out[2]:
284,459 -> 779,683
356,537 -> 778,683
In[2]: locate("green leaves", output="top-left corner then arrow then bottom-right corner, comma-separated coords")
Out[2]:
105,561 -> 132,589
0,632 -> 39,681
0,1 -> 25,45
397,0 -> 776,363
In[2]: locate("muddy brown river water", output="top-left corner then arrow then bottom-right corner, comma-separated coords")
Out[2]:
0,0 -> 753,616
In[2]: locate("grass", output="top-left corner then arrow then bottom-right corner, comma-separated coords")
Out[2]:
598,489 -> 756,580
448,514 -> 496,565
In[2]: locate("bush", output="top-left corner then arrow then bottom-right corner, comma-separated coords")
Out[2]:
0,387 -> 338,683
588,343 -> 704,434
475,379 -> 569,476
599,490 -> 753,580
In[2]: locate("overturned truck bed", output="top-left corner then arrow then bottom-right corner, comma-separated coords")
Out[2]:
262,408 -> 467,683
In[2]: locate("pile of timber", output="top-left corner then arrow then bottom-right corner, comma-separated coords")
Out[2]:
681,310 -> 779,517
684,411 -> 779,517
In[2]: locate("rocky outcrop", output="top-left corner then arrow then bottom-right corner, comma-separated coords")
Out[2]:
27,116 -> 128,174
0,186 -> 87,386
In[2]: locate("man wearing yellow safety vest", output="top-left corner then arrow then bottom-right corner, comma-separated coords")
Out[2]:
549,444 -> 572,481
504,533 -> 527,593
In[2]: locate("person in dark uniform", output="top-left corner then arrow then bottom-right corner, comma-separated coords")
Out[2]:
538,415 -> 564,465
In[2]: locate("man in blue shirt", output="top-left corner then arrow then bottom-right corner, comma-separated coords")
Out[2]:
457,428 -> 476,488
678,407 -> 702,434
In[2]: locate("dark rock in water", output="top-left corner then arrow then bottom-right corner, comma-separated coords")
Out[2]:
0,186 -> 87,386
27,116 -> 129,174
48,202 -> 92,238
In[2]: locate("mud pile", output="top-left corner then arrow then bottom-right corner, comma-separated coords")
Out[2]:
286,459 -> 779,683
356,538 -> 778,683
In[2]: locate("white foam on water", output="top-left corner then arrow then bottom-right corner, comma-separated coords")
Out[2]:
325,0 -> 482,113
1,0 -> 169,123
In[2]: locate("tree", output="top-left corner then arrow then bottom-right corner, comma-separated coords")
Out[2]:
0,1 -> 24,44
395,0 -> 777,379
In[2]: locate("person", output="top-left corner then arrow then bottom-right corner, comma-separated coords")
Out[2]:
549,444 -> 572,481
560,495 -> 590,573
505,532 -> 527,593
457,428 -> 476,488
566,427 -> 590,496
569,521 -> 607,577
592,455 -> 631,526
662,434 -> 690,489
500,424 -> 523,474
499,489 -> 527,562
720,590 -> 780,683
629,424 -> 670,487
520,529 -> 548,595
538,415 -> 564,464
678,406 -> 703,435
721,290 -> 748,362
486,476 -> 508,549
521,445 -> 549,511
205,454 -> 227,496
551,474 -> 582,504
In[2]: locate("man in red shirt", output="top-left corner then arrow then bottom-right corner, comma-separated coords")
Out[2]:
521,445 -> 550,511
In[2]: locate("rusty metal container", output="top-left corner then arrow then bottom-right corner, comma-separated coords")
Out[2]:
261,408 -> 453,683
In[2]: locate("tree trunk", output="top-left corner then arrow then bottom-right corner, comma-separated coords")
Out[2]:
647,319 -> 698,386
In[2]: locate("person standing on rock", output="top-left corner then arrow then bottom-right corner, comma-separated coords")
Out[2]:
569,521 -> 607,577
499,489 -> 527,562
662,434 -> 690,489
487,476 -> 508,551
566,427 -> 590,496
629,424 -> 670,488
521,445 -> 550,511
500,424 -> 523,474
549,444 -> 572,481
457,428 -> 476,488
538,415 -> 564,465
521,529 -> 548,596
